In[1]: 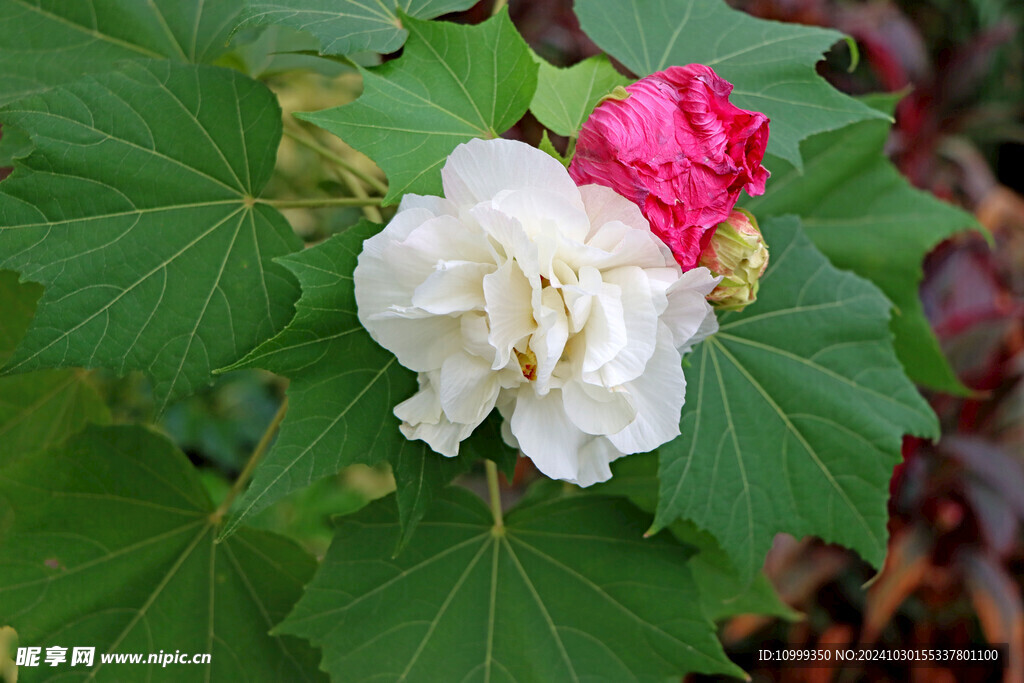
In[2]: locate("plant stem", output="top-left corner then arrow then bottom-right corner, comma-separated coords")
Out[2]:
565,135 -> 577,160
491,0 -> 508,16
260,197 -> 383,209
211,396 -> 289,525
283,127 -> 389,197
485,459 -> 505,532
331,166 -> 384,223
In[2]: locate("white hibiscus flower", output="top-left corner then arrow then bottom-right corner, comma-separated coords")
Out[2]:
354,138 -> 719,486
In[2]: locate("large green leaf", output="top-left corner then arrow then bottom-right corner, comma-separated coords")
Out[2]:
594,454 -> 796,622
0,0 -> 244,106
656,217 -> 938,581
0,271 -> 109,460
299,12 -> 538,204
220,222 -> 515,546
743,101 -> 976,393
279,487 -> 743,681
235,0 -> 479,57
0,60 -> 301,411
0,425 -> 324,681
573,0 -> 886,168
530,54 -> 629,138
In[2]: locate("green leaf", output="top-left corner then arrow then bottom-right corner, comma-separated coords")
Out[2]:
530,54 -> 630,137
744,109 -> 976,393
279,487 -> 743,681
0,123 -> 32,166
218,221 -> 413,536
0,424 -> 325,681
234,0 -> 480,57
0,0 -> 244,106
219,24 -> 373,79
0,271 -> 110,460
0,269 -> 40,364
655,217 -> 938,581
594,454 -> 796,621
670,520 -> 799,621
0,370 -> 110,459
0,60 -> 302,411
538,130 -> 570,167
573,0 -> 887,168
299,12 -> 538,204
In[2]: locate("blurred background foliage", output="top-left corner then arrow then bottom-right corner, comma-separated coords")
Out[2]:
1,0 -> 1022,680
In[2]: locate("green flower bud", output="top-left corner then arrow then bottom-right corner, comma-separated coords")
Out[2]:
698,208 -> 769,312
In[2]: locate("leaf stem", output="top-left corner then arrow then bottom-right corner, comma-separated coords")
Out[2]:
565,135 -> 577,160
485,459 -> 505,532
211,396 -> 289,525
260,197 -> 383,209
283,127 -> 389,197
491,0 -> 508,16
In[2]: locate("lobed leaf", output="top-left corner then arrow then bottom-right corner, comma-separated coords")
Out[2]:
0,424 -> 324,681
0,0 -> 244,106
744,99 -> 977,393
655,217 -> 938,581
0,271 -> 109,461
299,12 -> 538,204
234,0 -> 480,57
573,0 -> 887,168
530,54 -> 630,138
279,487 -> 743,681
0,60 -> 302,411
594,454 -> 797,621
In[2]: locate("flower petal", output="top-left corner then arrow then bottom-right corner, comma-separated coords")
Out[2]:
609,325 -> 684,453
590,265 -> 659,386
439,351 -> 501,425
411,260 -> 493,314
395,373 -> 476,457
483,259 -> 537,370
442,137 -> 582,208
662,266 -> 720,350
563,379 -> 636,436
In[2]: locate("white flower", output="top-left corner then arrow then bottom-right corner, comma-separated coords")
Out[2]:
354,138 -> 719,487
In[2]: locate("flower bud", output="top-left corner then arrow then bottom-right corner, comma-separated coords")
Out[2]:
699,209 -> 768,311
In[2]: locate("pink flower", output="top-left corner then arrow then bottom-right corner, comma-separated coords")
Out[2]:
568,64 -> 770,270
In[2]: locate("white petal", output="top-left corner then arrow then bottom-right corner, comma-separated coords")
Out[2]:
411,260 -> 493,314
439,351 -> 501,425
580,278 -> 627,373
609,325 -> 684,453
396,214 -> 494,270
365,314 -> 462,372
578,184 -> 650,234
483,259 -> 536,369
573,438 -> 624,487
530,286 -> 570,392
491,188 -> 590,245
442,138 -> 582,208
662,267 -> 720,350
562,379 -> 636,435
395,373 -> 475,458
682,306 -> 720,354
509,387 -> 624,486
398,194 -> 458,217
354,208 -> 436,322
400,418 -> 475,458
394,372 -> 442,426
590,266 -> 659,386
509,388 -> 586,482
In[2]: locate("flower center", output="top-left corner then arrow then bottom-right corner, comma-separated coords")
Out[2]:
515,347 -> 538,381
